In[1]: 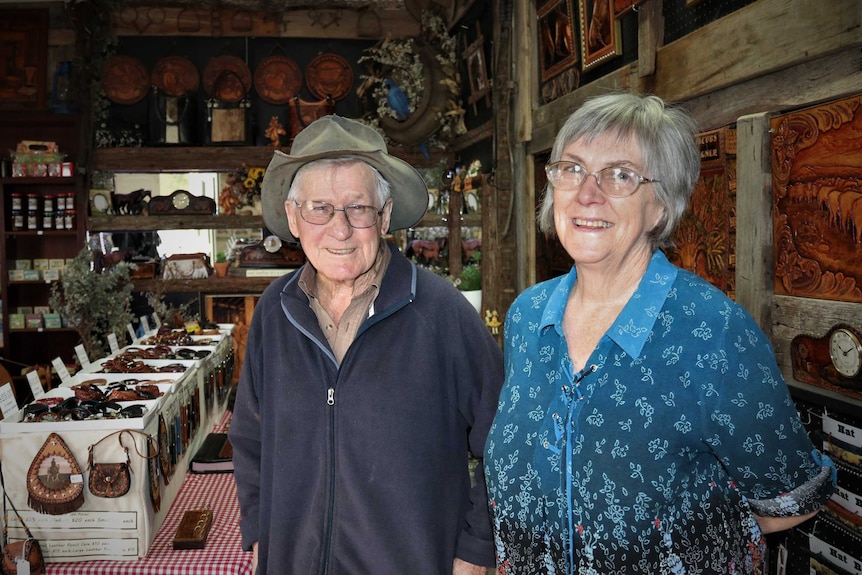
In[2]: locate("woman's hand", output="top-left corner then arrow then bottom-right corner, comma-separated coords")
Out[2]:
754,509 -> 819,534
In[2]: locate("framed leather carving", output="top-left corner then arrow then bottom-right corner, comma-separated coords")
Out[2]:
102,55 -> 149,105
306,52 -> 354,102
772,94 -> 862,303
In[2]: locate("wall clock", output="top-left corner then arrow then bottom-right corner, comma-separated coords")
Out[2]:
791,324 -> 862,398
149,190 -> 216,215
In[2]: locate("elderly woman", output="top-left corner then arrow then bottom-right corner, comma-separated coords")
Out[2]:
230,115 -> 502,574
484,94 -> 834,574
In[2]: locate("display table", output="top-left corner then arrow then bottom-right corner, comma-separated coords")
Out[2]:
46,473 -> 251,575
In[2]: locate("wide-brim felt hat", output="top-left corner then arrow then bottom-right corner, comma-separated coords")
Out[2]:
261,114 -> 428,241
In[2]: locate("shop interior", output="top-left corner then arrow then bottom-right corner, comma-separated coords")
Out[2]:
0,0 -> 861,573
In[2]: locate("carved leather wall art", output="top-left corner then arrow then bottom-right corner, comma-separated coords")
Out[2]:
772,93 -> 862,303
666,126 -> 737,299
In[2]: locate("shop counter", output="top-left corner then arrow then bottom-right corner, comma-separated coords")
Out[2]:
45,473 -> 252,575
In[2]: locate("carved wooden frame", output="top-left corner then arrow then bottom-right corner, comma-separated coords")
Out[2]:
579,0 -> 622,71
537,0 -> 578,82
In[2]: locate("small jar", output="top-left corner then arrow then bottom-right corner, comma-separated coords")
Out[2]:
65,193 -> 75,211
27,209 -> 38,230
11,193 -> 23,211
27,193 -> 39,212
11,208 -> 24,230
44,194 -> 55,213
64,208 -> 76,230
43,206 -> 54,230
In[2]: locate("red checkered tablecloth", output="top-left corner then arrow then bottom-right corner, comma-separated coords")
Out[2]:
46,473 -> 252,575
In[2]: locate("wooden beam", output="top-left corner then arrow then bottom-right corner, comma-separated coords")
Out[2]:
734,112 -> 774,333
110,7 -> 419,39
636,0 -> 662,79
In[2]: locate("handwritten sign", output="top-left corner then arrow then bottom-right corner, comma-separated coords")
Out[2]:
51,357 -> 72,383
26,370 -> 45,400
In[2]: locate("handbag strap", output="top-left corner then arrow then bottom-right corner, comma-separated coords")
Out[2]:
88,430 -> 131,470
0,461 -> 34,541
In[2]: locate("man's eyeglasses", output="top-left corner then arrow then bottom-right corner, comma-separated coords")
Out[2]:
294,200 -> 384,228
545,161 -> 658,198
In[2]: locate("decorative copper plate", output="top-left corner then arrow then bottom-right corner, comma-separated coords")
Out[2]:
203,55 -> 252,102
254,54 -> 302,105
306,52 -> 354,102
102,55 -> 149,105
151,55 -> 200,97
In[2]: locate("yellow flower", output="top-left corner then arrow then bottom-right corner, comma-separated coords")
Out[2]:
243,177 -> 256,189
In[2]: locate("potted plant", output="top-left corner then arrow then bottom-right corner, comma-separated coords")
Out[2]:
454,252 -> 482,313
214,252 -> 230,278
49,247 -> 134,360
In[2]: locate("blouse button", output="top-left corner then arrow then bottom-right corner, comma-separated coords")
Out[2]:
542,440 -> 549,448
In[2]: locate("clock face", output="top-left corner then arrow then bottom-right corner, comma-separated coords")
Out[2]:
829,328 -> 862,378
172,191 -> 191,210
263,235 -> 282,253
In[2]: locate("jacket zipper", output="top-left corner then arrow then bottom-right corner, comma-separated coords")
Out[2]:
323,387 -> 336,575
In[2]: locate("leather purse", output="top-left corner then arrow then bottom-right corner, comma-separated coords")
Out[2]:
87,432 -> 132,498
1,465 -> 45,575
205,69 -> 252,146
288,95 -> 335,141
148,86 -> 196,146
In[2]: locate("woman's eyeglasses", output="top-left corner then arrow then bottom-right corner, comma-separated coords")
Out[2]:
294,200 -> 383,228
545,161 -> 658,198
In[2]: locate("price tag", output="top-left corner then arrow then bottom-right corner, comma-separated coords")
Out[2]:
127,323 -> 137,342
17,556 -> 29,575
0,383 -> 18,419
27,370 -> 45,400
52,356 -> 72,383
108,333 -> 120,354
140,315 -> 151,334
75,344 -> 91,369
153,314 -> 162,329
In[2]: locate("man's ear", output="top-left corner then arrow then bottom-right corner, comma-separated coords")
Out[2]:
286,200 -> 300,239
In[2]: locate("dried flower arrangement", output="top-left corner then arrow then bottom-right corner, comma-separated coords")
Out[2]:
358,10 -> 467,150
219,165 -> 265,216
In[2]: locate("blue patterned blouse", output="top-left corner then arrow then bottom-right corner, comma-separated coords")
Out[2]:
485,251 -> 835,575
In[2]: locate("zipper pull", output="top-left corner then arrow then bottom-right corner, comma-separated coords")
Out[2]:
327,388 -> 335,406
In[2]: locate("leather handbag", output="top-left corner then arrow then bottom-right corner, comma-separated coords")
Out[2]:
1,465 -> 45,575
148,87 -> 196,146
288,95 -> 335,141
87,431 -> 132,498
205,69 -> 252,146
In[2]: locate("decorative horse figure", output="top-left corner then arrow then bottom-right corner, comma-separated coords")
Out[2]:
112,189 -> 152,215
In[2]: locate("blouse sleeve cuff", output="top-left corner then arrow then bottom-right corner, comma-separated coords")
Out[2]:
748,451 -> 837,517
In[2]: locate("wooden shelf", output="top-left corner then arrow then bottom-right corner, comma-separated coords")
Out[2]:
89,215 -> 264,232
417,212 -> 482,228
130,276 -> 282,294
91,146 -> 449,173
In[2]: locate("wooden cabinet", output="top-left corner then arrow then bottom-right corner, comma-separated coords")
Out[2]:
0,113 -> 86,374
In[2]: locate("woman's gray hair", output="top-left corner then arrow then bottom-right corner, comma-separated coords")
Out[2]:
287,156 -> 392,207
537,93 -> 700,250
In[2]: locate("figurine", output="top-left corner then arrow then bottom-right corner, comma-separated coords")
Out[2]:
265,116 -> 287,147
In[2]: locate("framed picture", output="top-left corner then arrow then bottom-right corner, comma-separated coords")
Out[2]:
90,189 -> 113,216
463,32 -> 491,113
538,0 -> 578,82
203,294 -> 259,325
0,9 -> 48,110
579,0 -> 622,71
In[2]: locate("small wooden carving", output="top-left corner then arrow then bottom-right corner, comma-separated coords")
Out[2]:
771,94 -> 862,303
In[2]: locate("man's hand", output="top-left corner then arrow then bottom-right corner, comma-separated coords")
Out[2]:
453,557 -> 493,575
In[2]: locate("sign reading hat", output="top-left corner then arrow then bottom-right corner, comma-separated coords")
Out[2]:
27,432 -> 85,515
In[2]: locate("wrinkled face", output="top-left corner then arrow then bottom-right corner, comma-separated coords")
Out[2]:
553,132 -> 664,271
286,162 -> 392,287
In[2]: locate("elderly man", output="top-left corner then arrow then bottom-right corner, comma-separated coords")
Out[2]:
229,115 -> 502,574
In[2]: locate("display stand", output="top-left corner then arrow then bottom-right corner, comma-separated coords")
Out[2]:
0,327 -> 234,563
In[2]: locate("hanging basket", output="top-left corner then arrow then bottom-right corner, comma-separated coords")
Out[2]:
378,42 -> 450,147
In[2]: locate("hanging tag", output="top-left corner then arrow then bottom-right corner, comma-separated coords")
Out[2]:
27,370 -> 45,399
140,315 -> 151,334
75,343 -> 91,369
0,383 -> 17,419
52,356 -> 72,383
108,332 -> 120,354
17,557 -> 29,575
127,323 -> 137,342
